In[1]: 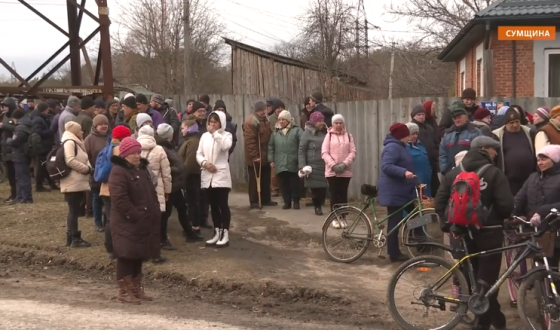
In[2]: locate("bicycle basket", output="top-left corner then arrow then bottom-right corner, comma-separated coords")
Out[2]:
414,185 -> 434,209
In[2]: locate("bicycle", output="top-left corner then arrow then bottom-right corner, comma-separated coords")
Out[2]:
504,215 -> 531,307
321,179 -> 442,263
385,209 -> 560,330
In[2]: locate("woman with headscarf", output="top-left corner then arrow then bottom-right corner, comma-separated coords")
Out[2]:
405,122 -> 432,197
108,136 -> 161,304
269,110 -> 303,210
321,114 -> 357,228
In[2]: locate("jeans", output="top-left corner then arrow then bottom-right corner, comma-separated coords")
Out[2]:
91,187 -> 103,227
101,196 -> 113,253
65,192 -> 85,236
162,190 -> 190,242
206,187 -> 231,229
14,159 -> 32,202
277,171 -> 300,204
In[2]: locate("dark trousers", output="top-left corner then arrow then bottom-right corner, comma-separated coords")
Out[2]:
65,192 -> 85,236
463,229 -> 506,329
35,154 -> 54,187
116,258 -> 143,280
6,160 -> 16,199
162,190 -> 190,242
200,186 -> 209,222
206,187 -> 231,229
430,167 -> 440,196
101,196 -> 113,253
247,165 -> 272,204
327,177 -> 351,211
277,171 -> 300,204
185,174 -> 202,227
91,187 -> 103,227
14,159 -> 32,202
310,188 -> 327,207
386,204 -> 415,258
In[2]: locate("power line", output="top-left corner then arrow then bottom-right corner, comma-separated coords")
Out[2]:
214,11 -> 287,44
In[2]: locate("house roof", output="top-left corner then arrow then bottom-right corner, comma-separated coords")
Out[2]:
438,0 -> 560,61
223,37 -> 367,86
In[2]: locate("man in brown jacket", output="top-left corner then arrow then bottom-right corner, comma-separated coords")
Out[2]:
243,101 -> 278,209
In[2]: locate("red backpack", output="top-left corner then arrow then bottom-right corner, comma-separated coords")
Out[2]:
445,164 -> 492,229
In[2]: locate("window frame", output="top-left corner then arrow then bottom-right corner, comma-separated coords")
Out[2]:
544,49 -> 560,97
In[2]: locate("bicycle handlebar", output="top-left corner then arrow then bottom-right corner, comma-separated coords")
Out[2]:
532,208 -> 560,238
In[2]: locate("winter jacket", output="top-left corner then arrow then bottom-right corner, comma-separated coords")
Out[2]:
108,156 -> 161,260
530,120 -> 549,147
535,121 -> 560,156
224,111 -> 238,155
31,110 -> 53,155
50,111 -> 61,144
321,127 -> 357,178
472,120 -> 492,137
492,125 -> 534,172
137,132 -> 172,212
298,123 -> 328,189
155,134 -> 185,192
490,115 -> 505,130
310,103 -> 334,127
243,113 -> 272,166
196,111 -> 232,189
435,149 -> 514,228
9,116 -> 33,163
99,141 -> 120,197
407,141 -> 432,197
59,130 -> 92,193
146,106 -> 164,129
439,123 -> 482,175
1,98 -> 17,161
411,119 -> 438,169
438,103 -> 479,136
83,127 -> 109,189
74,111 -> 94,139
155,104 -> 181,146
268,113 -> 278,131
58,106 -> 79,138
378,134 -> 416,207
178,131 -> 201,176
268,123 -> 302,174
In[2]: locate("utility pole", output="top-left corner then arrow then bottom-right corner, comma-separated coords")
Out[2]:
183,0 -> 191,97
388,41 -> 397,100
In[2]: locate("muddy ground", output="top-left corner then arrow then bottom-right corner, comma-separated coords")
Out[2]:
0,185 -> 530,329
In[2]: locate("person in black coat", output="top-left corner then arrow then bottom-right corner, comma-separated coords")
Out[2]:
410,104 -> 439,194
8,109 -> 34,204
308,92 -> 334,127
213,100 -> 238,157
1,97 -> 17,202
31,103 -> 57,191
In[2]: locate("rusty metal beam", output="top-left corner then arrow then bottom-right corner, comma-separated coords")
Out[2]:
94,44 -> 102,85
0,58 -> 32,88
67,2 -> 82,86
79,38 -> 96,85
17,41 -> 70,88
96,0 -> 114,99
67,0 -> 100,23
18,0 -> 69,37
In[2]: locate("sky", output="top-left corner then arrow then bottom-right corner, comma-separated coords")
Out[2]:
0,0 -> 416,80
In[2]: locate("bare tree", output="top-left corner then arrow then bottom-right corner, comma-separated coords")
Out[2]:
384,0 -> 494,46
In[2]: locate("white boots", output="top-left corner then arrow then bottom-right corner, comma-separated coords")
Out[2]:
205,228 -> 230,247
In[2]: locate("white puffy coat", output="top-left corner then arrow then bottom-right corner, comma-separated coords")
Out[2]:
60,131 -> 92,193
137,130 -> 172,211
196,111 -> 233,189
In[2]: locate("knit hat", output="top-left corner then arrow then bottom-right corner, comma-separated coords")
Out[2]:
309,111 -> 324,124
389,123 -> 410,140
423,100 -> 433,117
192,101 -> 206,113
65,121 -> 82,135
106,98 -> 118,109
135,93 -> 149,105
150,93 -> 164,104
497,106 -> 509,115
81,96 -> 95,109
504,107 -> 521,124
474,108 -> 491,120
254,101 -> 267,112
123,93 -> 135,100
47,99 -> 58,109
536,107 -> 551,120
37,103 -> 48,113
405,122 -> 419,134
112,125 -> 131,140
94,98 -> 105,109
310,92 -> 323,103
119,137 -> 142,158
550,105 -> 560,119
138,125 -> 154,137
461,88 -> 476,100
332,114 -> 345,124
156,123 -> 174,139
93,114 -> 108,127
136,113 -> 152,128
278,110 -> 292,121
450,101 -> 468,117
410,105 -> 425,118
266,97 -> 279,106
164,98 -> 174,107
471,136 -> 500,149
537,145 -> 560,163
213,100 -> 226,111
272,99 -> 285,112
122,96 -> 136,109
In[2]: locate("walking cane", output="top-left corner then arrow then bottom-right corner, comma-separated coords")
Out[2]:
252,133 -> 262,210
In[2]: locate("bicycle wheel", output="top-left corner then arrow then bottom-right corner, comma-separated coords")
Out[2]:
321,206 -> 372,263
402,209 -> 444,258
504,234 -> 528,308
518,270 -> 560,330
386,255 -> 469,330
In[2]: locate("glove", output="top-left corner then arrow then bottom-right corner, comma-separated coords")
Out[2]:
333,164 -> 346,174
530,213 -> 541,227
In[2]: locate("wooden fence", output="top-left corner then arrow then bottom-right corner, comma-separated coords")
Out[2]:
172,94 -> 560,199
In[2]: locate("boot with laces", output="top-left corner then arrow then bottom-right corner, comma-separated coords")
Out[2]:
206,228 -> 221,246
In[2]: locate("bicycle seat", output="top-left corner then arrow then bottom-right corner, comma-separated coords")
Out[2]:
360,184 -> 378,197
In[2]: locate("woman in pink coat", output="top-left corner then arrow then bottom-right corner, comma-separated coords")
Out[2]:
321,114 -> 357,228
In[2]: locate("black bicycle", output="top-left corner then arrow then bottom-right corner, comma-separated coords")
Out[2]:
385,209 -> 560,330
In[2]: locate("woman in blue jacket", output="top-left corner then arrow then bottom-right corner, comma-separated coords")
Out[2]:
378,123 -> 416,262
405,123 -> 432,197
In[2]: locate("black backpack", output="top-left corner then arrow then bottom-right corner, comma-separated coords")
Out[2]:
46,140 -> 77,180
25,132 -> 42,157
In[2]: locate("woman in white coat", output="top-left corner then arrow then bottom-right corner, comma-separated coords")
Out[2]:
137,125 -> 172,263
196,111 -> 233,247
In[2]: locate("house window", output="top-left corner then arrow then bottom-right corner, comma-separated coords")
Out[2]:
545,49 -> 560,97
476,59 -> 482,96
